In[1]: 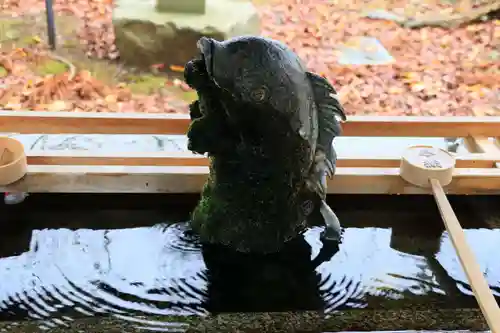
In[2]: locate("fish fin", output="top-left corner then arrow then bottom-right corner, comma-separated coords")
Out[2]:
305,175 -> 326,200
324,148 -> 336,179
306,72 -> 347,123
306,72 -> 346,179
306,153 -> 329,201
319,200 -> 342,241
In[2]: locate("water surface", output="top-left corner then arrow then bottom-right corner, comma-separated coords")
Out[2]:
0,194 -> 499,331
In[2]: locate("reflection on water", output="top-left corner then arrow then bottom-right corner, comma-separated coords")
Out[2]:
0,196 -> 499,331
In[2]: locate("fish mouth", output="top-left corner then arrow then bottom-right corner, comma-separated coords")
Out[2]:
196,37 -> 215,82
183,37 -> 216,91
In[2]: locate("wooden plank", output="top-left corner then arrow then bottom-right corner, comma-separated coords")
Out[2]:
465,136 -> 500,168
27,151 -> 209,167
441,135 -> 500,333
344,116 -> 500,137
2,165 -> 500,194
431,179 -> 500,333
0,111 -> 189,135
25,150 -> 500,168
2,111 -> 500,137
465,136 -> 498,154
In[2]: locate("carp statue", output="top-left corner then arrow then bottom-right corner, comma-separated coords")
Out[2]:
184,36 -> 347,253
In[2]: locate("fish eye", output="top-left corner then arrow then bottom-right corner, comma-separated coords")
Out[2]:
250,86 -> 268,102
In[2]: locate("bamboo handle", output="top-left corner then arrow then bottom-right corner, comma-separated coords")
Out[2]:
430,178 -> 500,333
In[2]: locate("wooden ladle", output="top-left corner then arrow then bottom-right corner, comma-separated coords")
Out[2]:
400,145 -> 500,333
0,137 -> 28,186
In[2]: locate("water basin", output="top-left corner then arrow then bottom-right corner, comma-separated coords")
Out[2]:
0,194 -> 498,332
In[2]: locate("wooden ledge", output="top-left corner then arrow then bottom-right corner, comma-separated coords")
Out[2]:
24,150 -> 500,169
2,165 -> 500,194
1,111 -> 500,195
2,111 -> 500,137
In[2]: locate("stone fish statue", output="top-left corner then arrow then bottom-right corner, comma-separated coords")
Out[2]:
184,35 -> 347,253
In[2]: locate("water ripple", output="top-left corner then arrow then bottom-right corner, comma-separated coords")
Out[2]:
0,222 -> 205,331
305,226 -> 500,314
0,222 -> 499,331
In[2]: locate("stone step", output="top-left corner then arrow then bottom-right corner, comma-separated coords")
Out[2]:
0,309 -> 489,332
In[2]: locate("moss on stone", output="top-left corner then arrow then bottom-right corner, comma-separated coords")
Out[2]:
0,309 -> 487,332
324,308 -> 487,331
187,98 -> 315,253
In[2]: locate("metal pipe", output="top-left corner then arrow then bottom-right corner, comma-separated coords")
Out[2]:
44,0 -> 56,50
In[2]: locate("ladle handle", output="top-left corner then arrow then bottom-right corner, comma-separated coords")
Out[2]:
430,178 -> 500,333
0,148 -> 7,165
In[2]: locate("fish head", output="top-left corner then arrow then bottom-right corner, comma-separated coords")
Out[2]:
196,36 -> 314,121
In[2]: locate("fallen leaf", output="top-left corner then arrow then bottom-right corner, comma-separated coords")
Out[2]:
388,86 -> 404,94
105,94 -> 117,103
0,0 -> 497,116
151,63 -> 165,70
48,100 -> 68,111
169,65 -> 184,72
4,102 -> 22,110
173,79 -> 183,87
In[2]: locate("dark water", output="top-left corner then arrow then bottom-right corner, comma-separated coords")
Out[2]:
0,194 -> 499,331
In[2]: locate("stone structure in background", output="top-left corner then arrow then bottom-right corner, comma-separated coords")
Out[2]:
112,0 -> 260,69
336,36 -> 394,66
156,0 -> 206,14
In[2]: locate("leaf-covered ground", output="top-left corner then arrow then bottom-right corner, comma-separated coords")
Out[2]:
0,0 -> 498,115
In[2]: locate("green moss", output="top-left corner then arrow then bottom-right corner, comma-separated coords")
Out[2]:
324,308 -> 487,331
125,74 -> 167,94
188,99 -> 314,253
34,59 -> 69,76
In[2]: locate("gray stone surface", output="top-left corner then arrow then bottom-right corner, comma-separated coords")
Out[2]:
0,309 -> 489,332
112,0 -> 260,69
156,0 -> 206,14
361,9 -> 407,23
337,36 -> 395,66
